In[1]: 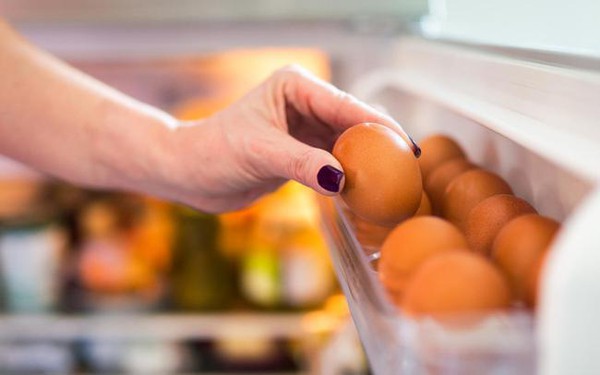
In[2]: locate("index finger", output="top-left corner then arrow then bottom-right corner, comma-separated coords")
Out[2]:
275,65 -> 420,156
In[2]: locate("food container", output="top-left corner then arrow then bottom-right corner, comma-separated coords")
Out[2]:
0,205 -> 67,313
319,38 -> 600,375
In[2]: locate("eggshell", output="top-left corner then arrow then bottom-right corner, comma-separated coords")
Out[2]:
465,195 -> 537,256
348,212 -> 393,250
414,192 -> 432,216
525,251 -> 548,308
424,158 -> 477,214
492,214 -> 560,302
333,123 -> 423,226
418,135 -> 466,179
443,169 -> 513,229
370,257 -> 380,271
402,251 -> 512,316
379,216 -> 468,297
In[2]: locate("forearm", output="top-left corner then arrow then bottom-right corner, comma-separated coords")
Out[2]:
0,20 -> 412,213
0,20 -> 177,192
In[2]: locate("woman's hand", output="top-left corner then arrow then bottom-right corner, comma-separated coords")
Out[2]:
0,19 -> 416,213
160,65 -> 419,212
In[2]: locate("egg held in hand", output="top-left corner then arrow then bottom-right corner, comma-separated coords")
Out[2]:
333,123 -> 423,227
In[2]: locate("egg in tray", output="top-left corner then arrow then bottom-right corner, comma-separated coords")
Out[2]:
334,123 -> 558,316
318,123 -> 564,374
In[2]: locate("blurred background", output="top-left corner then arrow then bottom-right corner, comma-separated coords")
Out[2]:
0,1 -> 428,374
0,0 -> 597,374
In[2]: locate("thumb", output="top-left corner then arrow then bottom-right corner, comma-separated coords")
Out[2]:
263,135 -> 345,196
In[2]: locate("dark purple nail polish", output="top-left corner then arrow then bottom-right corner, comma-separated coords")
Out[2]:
409,136 -> 421,158
317,165 -> 344,193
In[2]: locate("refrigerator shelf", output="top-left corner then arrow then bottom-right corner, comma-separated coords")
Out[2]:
0,313 -> 307,341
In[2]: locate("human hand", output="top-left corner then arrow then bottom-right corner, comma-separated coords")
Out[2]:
0,20 -> 417,212
160,65 -> 419,213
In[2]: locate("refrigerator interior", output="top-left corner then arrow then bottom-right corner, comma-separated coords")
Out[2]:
1,14 -> 600,374
0,21 -> 388,375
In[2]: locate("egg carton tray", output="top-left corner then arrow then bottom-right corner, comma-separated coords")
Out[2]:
319,38 -> 600,375
319,195 -> 536,374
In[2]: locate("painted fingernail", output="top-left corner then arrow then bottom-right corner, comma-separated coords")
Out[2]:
317,165 -> 344,193
409,136 -> 421,158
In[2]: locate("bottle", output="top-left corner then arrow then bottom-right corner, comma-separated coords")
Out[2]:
170,206 -> 234,311
75,194 -> 163,312
239,182 -> 336,310
279,227 -> 334,309
239,242 -> 281,309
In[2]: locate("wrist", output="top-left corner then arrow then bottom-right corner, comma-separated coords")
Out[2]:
94,101 -> 179,197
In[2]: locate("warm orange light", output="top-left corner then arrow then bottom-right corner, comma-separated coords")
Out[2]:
172,47 -> 331,121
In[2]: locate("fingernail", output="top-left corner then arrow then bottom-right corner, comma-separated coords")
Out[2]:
317,165 -> 344,193
409,136 -> 421,158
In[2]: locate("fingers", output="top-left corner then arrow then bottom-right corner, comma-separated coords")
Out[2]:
273,65 -> 420,156
257,132 -> 345,196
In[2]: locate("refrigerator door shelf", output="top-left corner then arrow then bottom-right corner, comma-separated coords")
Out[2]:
320,38 -> 600,375
319,195 -> 535,375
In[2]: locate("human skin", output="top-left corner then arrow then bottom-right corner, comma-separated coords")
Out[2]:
0,20 -> 418,213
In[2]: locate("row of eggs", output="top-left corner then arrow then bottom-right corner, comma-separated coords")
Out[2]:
333,123 -> 559,317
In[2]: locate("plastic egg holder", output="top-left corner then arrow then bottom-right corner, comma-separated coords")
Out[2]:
320,196 -> 535,374
319,38 -> 600,375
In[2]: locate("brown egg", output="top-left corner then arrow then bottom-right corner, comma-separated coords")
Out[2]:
414,192 -> 432,216
333,123 -> 423,226
492,214 -> 560,302
525,251 -> 548,308
371,257 -> 380,271
418,134 -> 466,179
402,251 -> 512,316
348,212 -> 393,250
443,169 -> 513,229
379,216 -> 467,297
424,158 -> 477,214
465,195 -> 537,256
